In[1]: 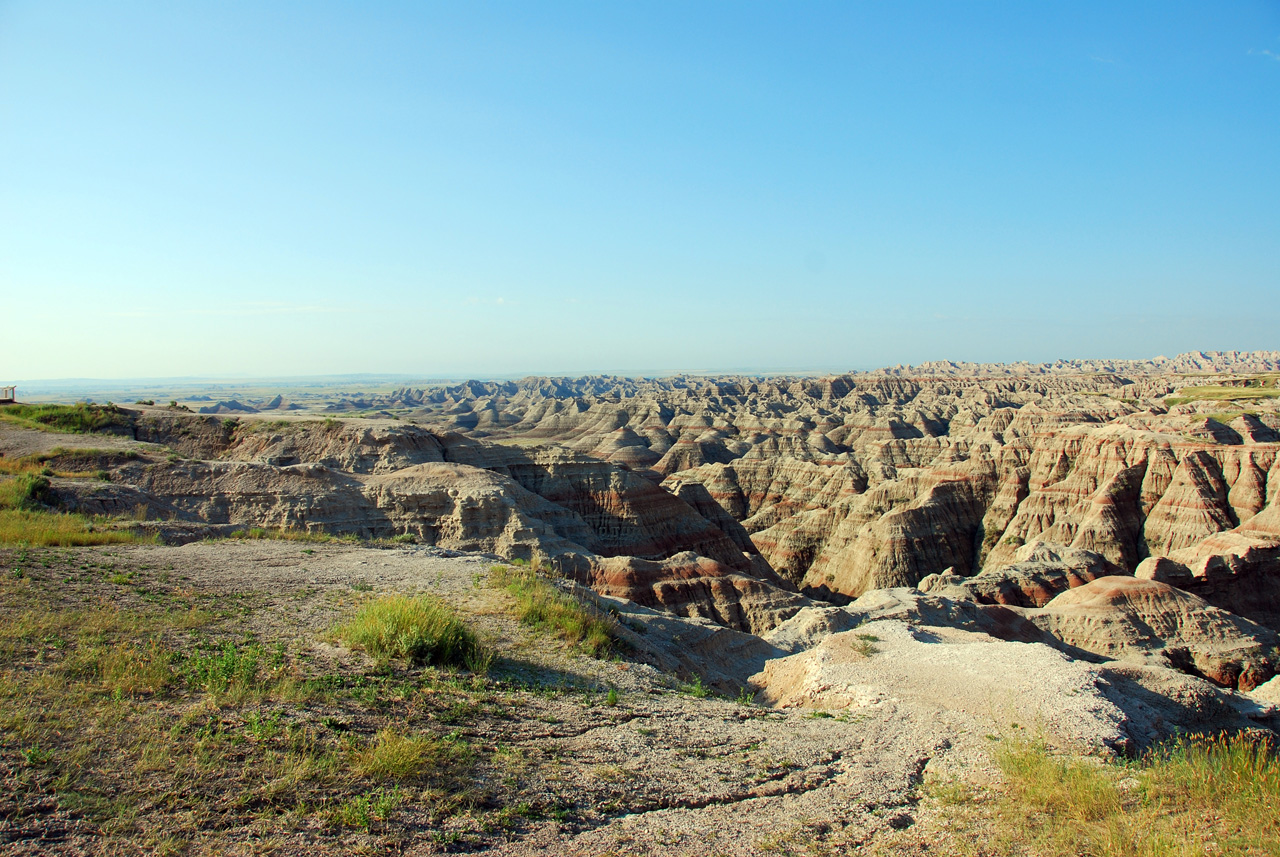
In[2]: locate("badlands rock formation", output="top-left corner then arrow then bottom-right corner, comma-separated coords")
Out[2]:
344,351 -> 1280,631
12,350 -> 1280,705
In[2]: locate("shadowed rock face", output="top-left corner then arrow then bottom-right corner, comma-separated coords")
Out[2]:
1026,577 -> 1279,692
919,542 -> 1124,608
581,552 -> 809,635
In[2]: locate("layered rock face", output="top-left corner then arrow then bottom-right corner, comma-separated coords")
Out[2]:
51,415 -> 801,631
22,350 -> 1280,711
35,350 -> 1280,657
361,353 -> 1280,634
919,542 -> 1122,608
1025,576 -> 1279,691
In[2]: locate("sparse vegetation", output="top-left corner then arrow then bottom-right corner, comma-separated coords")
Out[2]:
1164,382 -> 1280,407
227,526 -> 333,542
0,473 -> 151,546
490,564 -> 622,657
0,447 -> 138,480
0,402 -> 132,434
928,734 -> 1280,856
336,594 -> 490,672
850,632 -> 880,657
0,554 -> 502,850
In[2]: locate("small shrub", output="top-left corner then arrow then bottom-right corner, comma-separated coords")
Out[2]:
336,595 -> 489,672
852,633 -> 880,656
330,787 -> 403,831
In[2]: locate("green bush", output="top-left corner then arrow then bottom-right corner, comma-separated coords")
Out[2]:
336,595 -> 489,672
186,641 -> 263,696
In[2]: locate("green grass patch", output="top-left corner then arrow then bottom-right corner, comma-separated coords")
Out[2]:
0,403 -> 133,434
0,473 -> 50,510
336,594 -> 490,672
354,728 -> 472,781
490,565 -> 622,658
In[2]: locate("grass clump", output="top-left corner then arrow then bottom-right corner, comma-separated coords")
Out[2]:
0,474 -> 151,546
490,564 -> 621,657
354,728 -> 472,781
0,473 -> 50,510
228,526 -> 332,543
0,403 -> 132,434
938,733 -> 1280,856
336,594 -> 490,672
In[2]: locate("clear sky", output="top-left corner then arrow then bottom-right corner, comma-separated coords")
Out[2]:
2,2 -> 1278,380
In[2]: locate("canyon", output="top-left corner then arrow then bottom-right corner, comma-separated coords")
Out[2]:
5,350 -> 1280,853
10,352 -> 1280,719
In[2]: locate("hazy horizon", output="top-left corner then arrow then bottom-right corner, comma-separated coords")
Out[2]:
3,2 -> 1277,379
12,347 -> 1279,397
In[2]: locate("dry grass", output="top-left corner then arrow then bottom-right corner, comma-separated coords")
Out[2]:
1165,385 -> 1280,406
490,563 -> 621,657
0,474 -> 152,546
928,735 -> 1280,856
0,509 -> 150,546
228,525 -> 335,543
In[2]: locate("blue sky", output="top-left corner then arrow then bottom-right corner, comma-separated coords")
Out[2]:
2,2 -> 1278,380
